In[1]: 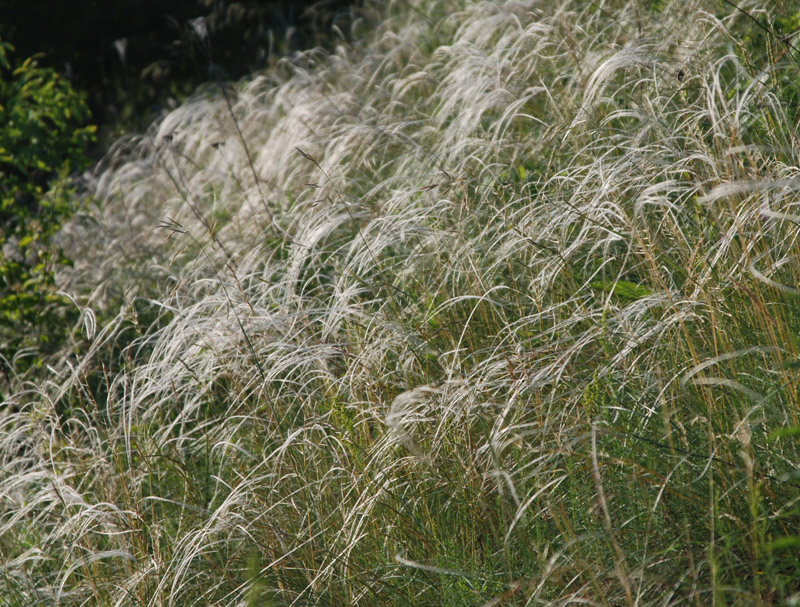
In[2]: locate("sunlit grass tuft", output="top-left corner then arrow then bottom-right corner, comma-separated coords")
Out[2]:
3,0 -> 800,605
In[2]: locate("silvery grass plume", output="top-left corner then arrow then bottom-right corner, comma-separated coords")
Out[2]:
3,0 -> 800,605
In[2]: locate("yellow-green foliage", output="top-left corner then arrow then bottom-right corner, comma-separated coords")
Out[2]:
0,40 -> 95,383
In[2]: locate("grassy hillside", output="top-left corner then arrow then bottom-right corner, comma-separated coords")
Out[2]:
3,0 -> 800,605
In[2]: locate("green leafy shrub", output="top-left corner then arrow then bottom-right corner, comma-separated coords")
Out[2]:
0,40 -> 95,384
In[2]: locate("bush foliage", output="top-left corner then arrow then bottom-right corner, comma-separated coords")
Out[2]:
0,40 -> 95,384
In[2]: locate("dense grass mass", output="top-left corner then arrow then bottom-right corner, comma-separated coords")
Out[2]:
3,0 -> 800,605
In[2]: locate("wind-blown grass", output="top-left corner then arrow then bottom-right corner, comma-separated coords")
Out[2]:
3,0 -> 800,605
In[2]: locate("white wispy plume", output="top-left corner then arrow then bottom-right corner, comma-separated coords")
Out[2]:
4,0 -> 800,605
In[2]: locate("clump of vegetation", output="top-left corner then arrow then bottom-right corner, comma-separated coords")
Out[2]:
2,1 -> 800,606
0,40 -> 95,387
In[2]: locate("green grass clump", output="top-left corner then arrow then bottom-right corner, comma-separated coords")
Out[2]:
3,0 -> 800,605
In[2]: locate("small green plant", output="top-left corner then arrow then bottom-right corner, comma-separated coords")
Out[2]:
0,39 -> 95,384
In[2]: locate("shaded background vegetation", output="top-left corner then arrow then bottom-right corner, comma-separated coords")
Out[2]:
0,0 -> 360,141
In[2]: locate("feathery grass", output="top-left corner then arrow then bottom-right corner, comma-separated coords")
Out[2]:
3,0 -> 800,605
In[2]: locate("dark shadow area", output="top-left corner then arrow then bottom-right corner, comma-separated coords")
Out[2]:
0,0 -> 360,141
